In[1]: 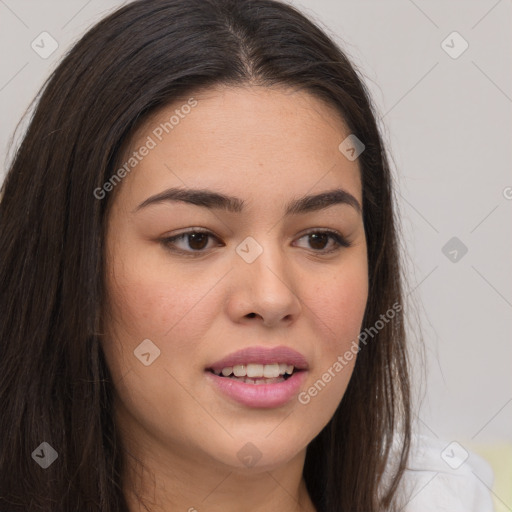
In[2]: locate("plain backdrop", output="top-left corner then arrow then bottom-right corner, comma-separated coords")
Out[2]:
1,0 -> 511,448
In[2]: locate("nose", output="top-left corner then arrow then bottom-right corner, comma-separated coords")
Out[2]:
226,242 -> 302,328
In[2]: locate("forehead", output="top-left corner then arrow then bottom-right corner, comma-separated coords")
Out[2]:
116,85 -> 362,210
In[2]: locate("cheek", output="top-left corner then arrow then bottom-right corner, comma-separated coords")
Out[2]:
100,253 -> 222,439
305,256 -> 368,353
102,247 -> 226,381
105,249 -> 205,337
295,255 -> 368,417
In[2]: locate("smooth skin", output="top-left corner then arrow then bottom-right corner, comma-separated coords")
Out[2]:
101,85 -> 368,512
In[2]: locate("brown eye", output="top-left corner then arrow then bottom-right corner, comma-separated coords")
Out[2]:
161,230 -> 220,254
295,230 -> 351,253
308,233 -> 329,250
184,232 -> 210,251
161,229 -> 350,256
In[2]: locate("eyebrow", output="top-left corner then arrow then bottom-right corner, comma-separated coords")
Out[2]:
134,187 -> 361,215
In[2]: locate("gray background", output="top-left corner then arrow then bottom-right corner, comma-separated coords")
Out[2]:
1,0 -> 510,448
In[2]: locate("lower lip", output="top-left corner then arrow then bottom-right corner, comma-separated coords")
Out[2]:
205,370 -> 308,408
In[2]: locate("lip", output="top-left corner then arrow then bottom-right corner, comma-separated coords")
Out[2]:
205,369 -> 308,408
205,345 -> 309,372
204,345 -> 309,408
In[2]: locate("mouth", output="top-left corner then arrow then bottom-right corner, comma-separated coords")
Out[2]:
206,363 -> 302,385
204,346 -> 309,408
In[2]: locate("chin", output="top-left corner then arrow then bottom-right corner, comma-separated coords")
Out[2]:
200,427 -> 311,473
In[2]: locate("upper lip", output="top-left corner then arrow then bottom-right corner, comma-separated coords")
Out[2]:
206,345 -> 309,372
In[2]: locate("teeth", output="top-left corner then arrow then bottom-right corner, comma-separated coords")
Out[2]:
247,363 -> 264,378
247,363 -> 263,379
263,363 -> 280,378
233,364 -> 246,377
216,363 -> 295,377
228,376 -> 285,385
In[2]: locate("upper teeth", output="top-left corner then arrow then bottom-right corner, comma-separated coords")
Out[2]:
214,363 -> 294,378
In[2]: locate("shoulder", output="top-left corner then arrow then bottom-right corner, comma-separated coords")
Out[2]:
392,433 -> 496,512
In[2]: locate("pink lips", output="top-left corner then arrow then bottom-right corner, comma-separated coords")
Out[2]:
206,345 -> 309,372
205,345 -> 309,408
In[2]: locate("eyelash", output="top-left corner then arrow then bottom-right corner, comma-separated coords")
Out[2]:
160,228 -> 351,256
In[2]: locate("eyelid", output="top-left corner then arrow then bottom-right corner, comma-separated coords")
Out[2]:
159,228 -> 223,256
160,227 -> 351,255
294,228 -> 351,252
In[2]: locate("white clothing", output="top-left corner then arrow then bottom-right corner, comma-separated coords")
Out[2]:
394,434 -> 496,511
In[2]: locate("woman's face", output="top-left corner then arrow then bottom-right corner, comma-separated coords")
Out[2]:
102,85 -> 368,473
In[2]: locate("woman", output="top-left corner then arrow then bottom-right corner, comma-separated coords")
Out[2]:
0,0 -> 495,511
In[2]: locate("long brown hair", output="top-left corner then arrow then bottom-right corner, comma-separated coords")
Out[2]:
0,0 -> 411,510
